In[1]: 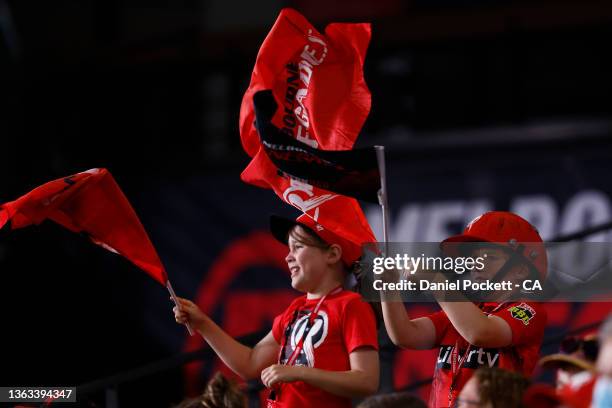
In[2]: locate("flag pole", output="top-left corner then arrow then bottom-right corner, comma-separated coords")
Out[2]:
167,280 -> 194,336
375,146 -> 390,256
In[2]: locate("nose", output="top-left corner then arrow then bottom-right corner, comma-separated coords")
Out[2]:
285,251 -> 295,264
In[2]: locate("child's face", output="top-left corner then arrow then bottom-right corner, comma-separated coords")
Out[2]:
469,246 -> 526,284
286,226 -> 330,293
470,247 -> 510,282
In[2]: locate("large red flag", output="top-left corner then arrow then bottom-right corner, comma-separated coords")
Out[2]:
239,8 -> 376,246
0,168 -> 167,285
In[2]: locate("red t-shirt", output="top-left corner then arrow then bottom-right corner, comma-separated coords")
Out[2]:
270,290 -> 378,408
427,301 -> 546,408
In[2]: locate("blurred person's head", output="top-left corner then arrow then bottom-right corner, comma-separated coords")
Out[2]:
173,372 -> 246,408
356,391 -> 427,408
592,313 -> 612,408
539,333 -> 597,390
456,367 -> 530,408
521,384 -> 562,408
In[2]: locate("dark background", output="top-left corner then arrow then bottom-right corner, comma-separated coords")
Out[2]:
1,1 -> 611,407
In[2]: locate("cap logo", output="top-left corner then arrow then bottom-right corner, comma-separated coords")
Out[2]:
466,214 -> 483,230
282,179 -> 337,214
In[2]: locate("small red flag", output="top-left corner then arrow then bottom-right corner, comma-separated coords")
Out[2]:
0,168 -> 167,285
239,8 -> 376,247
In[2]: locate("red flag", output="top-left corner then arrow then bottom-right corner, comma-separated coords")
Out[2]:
0,168 -> 167,285
239,8 -> 376,246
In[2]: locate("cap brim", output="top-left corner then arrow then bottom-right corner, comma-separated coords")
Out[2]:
270,214 -> 364,266
538,354 -> 595,371
269,215 -> 300,245
440,234 -> 492,256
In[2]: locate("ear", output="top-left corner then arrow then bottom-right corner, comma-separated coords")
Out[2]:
326,244 -> 343,265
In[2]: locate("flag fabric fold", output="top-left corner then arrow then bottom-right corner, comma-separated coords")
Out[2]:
239,8 -> 377,247
253,89 -> 381,203
0,168 -> 168,285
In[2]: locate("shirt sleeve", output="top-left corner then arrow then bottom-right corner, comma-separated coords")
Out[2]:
272,297 -> 303,344
495,302 -> 547,345
342,298 -> 379,353
272,313 -> 285,344
427,310 -> 450,345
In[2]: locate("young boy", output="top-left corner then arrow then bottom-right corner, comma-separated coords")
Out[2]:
174,214 -> 379,407
380,211 -> 547,407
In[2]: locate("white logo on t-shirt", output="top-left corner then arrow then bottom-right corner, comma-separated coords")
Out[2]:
283,310 -> 329,367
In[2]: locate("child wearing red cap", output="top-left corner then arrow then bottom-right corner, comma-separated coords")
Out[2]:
174,214 -> 379,408
381,211 -> 547,408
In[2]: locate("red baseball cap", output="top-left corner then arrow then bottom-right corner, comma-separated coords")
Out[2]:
441,211 -> 547,279
270,214 -> 363,266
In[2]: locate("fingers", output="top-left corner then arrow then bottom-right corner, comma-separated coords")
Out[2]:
261,366 -> 271,388
170,297 -> 207,329
261,366 -> 274,388
172,301 -> 191,323
261,365 -> 283,388
170,297 -> 197,314
170,296 -> 193,308
173,309 -> 190,324
177,297 -> 193,307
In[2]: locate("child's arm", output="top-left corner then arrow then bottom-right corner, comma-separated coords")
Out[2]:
174,297 -> 279,380
381,299 -> 438,350
261,347 -> 379,398
376,267 -> 437,350
437,301 -> 512,347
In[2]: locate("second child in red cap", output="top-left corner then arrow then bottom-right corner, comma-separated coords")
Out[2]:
174,214 -> 379,408
381,211 -> 548,408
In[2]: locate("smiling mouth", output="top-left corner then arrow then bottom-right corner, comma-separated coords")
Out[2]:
289,266 -> 299,276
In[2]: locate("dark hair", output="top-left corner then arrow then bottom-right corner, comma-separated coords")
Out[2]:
474,368 -> 530,408
356,392 -> 427,408
288,224 -> 331,250
173,372 -> 246,408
